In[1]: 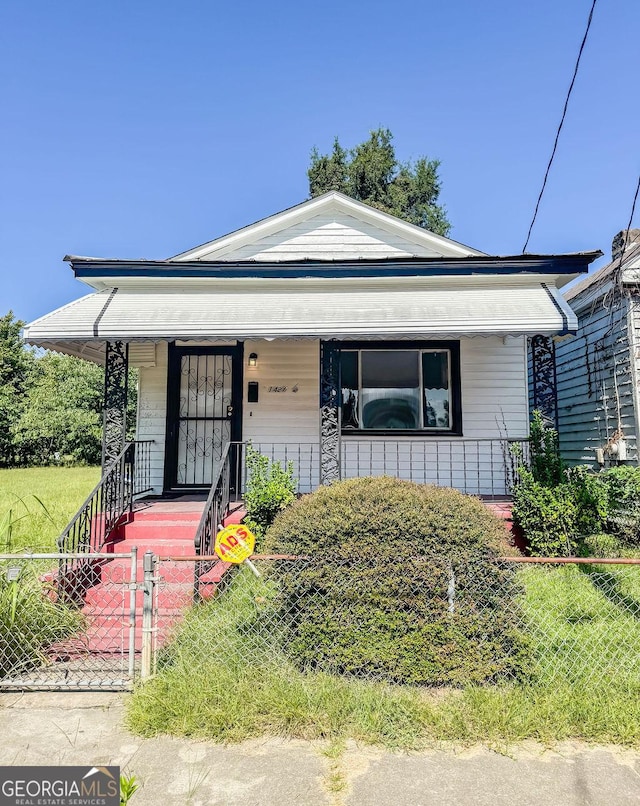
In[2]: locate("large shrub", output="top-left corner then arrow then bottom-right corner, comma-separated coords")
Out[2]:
528,409 -> 563,486
511,412 -> 640,555
262,477 -> 528,686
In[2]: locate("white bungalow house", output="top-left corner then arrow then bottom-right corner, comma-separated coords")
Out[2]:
24,192 -> 599,505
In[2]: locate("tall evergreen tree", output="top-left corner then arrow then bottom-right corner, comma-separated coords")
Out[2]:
308,128 -> 450,235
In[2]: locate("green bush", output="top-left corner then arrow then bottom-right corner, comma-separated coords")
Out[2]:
243,446 -> 297,542
601,466 -> 640,542
529,410 -> 563,486
512,410 -> 580,555
511,413 -> 640,555
513,461 -> 640,556
263,477 -> 528,686
579,532 -> 623,558
564,466 -> 608,536
510,470 -> 578,556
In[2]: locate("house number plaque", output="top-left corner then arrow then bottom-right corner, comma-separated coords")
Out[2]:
267,385 -> 299,393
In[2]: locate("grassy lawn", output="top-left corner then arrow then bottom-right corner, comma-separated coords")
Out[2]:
127,562 -> 640,748
0,466 -> 100,678
0,466 -> 100,552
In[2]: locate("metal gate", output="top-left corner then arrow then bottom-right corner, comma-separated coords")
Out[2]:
0,550 -> 155,690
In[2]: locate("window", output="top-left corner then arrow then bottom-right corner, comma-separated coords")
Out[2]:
339,344 -> 460,433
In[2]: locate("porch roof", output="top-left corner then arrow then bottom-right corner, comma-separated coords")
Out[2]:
23,279 -> 577,360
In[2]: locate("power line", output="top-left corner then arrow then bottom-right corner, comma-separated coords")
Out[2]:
588,171 -> 640,348
522,0 -> 598,253
621,173 -> 640,250
603,171 -> 640,299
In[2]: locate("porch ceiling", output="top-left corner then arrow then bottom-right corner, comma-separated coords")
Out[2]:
23,282 -> 576,355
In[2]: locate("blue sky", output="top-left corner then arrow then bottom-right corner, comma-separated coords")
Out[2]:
1,0 -> 638,322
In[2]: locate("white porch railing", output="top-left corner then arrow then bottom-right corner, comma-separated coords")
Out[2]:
231,438 -> 529,498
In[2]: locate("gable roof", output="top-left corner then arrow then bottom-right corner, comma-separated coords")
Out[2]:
564,241 -> 640,310
171,191 -> 485,262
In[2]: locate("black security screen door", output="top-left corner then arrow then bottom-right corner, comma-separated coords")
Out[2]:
165,345 -> 242,489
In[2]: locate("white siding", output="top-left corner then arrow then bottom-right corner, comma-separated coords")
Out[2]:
129,342 -> 156,367
136,342 -> 168,494
213,214 -> 443,261
172,194 -> 481,262
461,336 -> 528,438
243,340 -> 321,492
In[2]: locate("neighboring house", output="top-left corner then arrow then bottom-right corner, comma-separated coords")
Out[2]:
556,229 -> 640,467
23,192 -> 598,499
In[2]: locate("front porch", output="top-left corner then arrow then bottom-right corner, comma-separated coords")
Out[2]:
45,421 -> 526,662
127,334 -> 544,500
58,332 -> 547,560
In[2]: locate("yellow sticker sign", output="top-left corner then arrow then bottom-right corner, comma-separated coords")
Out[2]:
214,524 -> 256,564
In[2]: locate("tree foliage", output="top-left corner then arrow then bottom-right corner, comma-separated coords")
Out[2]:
0,312 -> 34,466
13,353 -> 105,465
0,310 -> 137,466
308,128 -> 451,235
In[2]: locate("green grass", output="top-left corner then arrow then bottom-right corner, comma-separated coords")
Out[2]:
0,466 -> 100,552
127,563 -> 640,748
0,467 -> 99,678
520,564 -> 640,688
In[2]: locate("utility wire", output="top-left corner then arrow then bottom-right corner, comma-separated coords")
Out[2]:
621,173 -> 640,256
522,0 -> 598,253
600,171 -> 640,306
590,171 -> 640,376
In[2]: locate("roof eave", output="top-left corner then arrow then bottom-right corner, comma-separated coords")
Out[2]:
67,252 -> 602,285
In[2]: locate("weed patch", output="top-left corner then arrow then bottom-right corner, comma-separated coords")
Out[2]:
0,564 -> 84,677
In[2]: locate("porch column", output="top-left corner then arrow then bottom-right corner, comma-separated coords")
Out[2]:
320,340 -> 341,485
102,340 -> 129,470
530,335 -> 558,428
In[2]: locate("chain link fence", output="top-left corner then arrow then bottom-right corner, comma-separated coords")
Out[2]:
0,552 -> 140,689
1,551 -> 639,691
153,555 -> 640,690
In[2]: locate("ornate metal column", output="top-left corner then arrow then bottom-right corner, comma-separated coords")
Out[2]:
102,341 -> 129,470
530,335 -> 558,428
320,341 -> 341,485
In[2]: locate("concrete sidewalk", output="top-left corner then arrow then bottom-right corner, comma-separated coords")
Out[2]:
0,692 -> 639,805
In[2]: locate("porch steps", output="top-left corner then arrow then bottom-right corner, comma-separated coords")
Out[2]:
484,500 -> 513,521
73,499 -> 238,657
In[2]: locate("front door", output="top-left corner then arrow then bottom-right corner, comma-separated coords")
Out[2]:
165,345 -> 242,489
